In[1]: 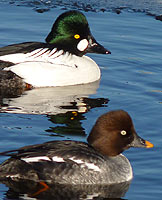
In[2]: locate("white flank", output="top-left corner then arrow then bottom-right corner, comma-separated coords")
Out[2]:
86,193 -> 100,199
27,48 -> 49,58
84,162 -> 100,172
1,48 -> 64,65
77,39 -> 88,51
1,53 -> 29,64
69,157 -> 100,172
52,156 -> 65,162
21,156 -> 51,163
69,157 -> 84,164
48,48 -> 57,56
21,194 -> 37,200
6,174 -> 20,178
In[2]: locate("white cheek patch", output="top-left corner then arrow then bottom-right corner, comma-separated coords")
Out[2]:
21,156 -> 51,163
77,39 -> 88,51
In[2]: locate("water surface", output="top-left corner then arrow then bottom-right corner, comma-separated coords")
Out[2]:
0,2 -> 162,200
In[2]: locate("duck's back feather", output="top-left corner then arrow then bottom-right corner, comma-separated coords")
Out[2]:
0,42 -> 46,56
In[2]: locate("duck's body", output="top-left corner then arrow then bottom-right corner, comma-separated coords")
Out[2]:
0,42 -> 100,87
0,110 -> 153,185
0,11 -> 110,88
0,141 -> 132,184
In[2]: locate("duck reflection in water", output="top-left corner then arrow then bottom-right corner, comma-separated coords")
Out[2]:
0,80 -> 108,115
2,179 -> 130,200
0,81 -> 109,137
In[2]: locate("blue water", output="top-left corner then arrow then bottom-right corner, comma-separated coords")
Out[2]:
0,2 -> 162,199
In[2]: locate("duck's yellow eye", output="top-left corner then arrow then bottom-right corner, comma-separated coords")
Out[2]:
74,34 -> 80,39
121,130 -> 127,136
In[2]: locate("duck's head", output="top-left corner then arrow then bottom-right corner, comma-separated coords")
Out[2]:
87,110 -> 153,157
46,10 -> 111,56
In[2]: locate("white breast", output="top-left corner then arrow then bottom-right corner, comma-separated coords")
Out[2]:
1,49 -> 101,87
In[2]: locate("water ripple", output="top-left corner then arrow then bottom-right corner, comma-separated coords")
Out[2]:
1,0 -> 162,17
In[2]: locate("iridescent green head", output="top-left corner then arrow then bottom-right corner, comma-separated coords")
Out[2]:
46,10 -> 111,56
